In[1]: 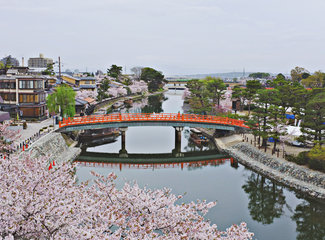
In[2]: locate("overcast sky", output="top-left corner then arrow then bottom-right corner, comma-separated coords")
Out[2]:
1,0 -> 325,75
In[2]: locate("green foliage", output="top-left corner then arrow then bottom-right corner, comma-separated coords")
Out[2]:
122,76 -> 132,86
140,67 -> 165,92
0,62 -> 4,69
290,66 -> 309,83
205,77 -> 226,107
248,72 -> 270,79
42,63 -> 55,76
300,91 -> 325,145
97,78 -> 110,101
186,79 -> 212,114
47,84 -> 76,117
307,146 -> 325,172
244,80 -> 263,115
285,147 -> 324,172
107,65 -> 123,79
301,71 -> 325,88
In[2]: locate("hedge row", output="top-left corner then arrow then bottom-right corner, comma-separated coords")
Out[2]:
285,151 -> 325,173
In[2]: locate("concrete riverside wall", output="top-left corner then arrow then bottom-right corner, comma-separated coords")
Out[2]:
22,132 -> 81,164
224,142 -> 325,200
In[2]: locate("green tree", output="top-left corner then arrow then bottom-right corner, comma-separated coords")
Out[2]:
47,84 -> 76,117
107,65 -> 123,79
42,63 -> 55,76
232,86 -> 245,112
97,78 -> 110,101
300,91 -> 325,145
301,71 -> 325,88
140,67 -> 165,92
254,89 -> 279,149
290,66 -> 309,83
244,80 -> 263,115
186,79 -> 212,114
249,72 -> 270,79
205,77 -> 226,107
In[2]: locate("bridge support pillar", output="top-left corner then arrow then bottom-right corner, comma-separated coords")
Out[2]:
119,127 -> 128,158
172,127 -> 184,157
230,158 -> 239,169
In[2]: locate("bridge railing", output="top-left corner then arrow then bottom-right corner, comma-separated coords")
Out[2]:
59,113 -> 249,128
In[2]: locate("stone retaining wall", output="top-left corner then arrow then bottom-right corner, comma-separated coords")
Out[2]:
22,132 -> 81,164
224,142 -> 325,200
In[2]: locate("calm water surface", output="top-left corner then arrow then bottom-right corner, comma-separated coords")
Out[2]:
76,90 -> 325,240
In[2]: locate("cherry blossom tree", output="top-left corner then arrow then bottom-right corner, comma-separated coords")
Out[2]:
129,80 -> 148,94
0,122 -> 19,154
182,88 -> 191,100
76,90 -> 97,100
0,124 -> 254,239
107,87 -> 119,98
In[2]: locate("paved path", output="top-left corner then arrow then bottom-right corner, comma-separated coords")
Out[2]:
12,118 -> 55,150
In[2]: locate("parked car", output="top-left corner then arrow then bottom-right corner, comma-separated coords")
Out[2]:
290,140 -> 305,147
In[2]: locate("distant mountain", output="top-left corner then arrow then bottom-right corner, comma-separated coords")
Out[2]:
167,72 -> 254,79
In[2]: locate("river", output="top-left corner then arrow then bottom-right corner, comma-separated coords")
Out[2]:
76,90 -> 325,240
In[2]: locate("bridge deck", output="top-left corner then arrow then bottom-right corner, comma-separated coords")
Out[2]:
59,113 -> 249,131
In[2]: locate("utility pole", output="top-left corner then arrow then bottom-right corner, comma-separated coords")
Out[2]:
58,56 -> 61,79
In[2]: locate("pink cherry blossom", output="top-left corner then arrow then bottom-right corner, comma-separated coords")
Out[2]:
0,124 -> 254,239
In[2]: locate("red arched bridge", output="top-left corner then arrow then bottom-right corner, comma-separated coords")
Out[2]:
58,113 -> 249,132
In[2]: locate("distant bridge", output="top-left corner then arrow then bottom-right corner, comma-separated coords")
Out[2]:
58,113 -> 249,132
166,79 -> 190,90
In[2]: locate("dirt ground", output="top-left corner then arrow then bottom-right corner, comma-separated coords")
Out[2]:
243,133 -> 310,159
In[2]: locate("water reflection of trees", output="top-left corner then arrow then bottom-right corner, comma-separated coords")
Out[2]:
242,172 -> 286,224
141,94 -> 166,113
292,199 -> 325,240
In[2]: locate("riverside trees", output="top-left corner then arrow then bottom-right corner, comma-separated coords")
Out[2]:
140,67 -> 166,92
0,124 -> 254,240
185,77 -> 227,114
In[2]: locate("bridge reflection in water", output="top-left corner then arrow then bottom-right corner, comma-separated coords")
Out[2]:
75,150 -> 239,170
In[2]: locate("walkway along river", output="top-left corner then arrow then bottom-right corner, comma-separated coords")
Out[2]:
76,90 -> 325,240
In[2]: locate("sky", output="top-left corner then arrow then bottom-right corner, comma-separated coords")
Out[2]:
1,0 -> 325,76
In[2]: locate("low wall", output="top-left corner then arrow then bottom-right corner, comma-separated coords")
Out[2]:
224,142 -> 325,200
23,132 -> 81,164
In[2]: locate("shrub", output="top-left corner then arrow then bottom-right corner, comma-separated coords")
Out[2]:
285,153 -> 296,162
295,151 -> 309,165
308,158 -> 325,172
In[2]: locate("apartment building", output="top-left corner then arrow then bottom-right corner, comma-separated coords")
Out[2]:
28,53 -> 53,68
0,76 -> 47,119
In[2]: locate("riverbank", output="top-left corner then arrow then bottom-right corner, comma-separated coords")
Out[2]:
20,132 -> 81,164
196,130 -> 325,200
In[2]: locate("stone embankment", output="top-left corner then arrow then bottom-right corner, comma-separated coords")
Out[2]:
198,130 -> 325,200
224,142 -> 325,199
21,132 -> 81,164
